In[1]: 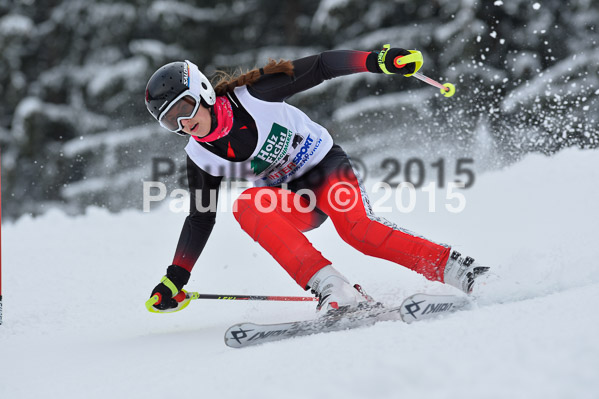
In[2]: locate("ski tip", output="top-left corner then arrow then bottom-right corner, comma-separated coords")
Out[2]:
399,293 -> 472,324
224,323 -> 260,349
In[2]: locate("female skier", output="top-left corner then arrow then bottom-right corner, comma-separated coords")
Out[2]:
144,45 -> 489,313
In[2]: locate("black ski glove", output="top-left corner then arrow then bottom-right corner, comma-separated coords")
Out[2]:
149,265 -> 191,310
375,44 -> 423,76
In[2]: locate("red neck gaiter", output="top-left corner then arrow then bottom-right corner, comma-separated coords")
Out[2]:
194,96 -> 234,143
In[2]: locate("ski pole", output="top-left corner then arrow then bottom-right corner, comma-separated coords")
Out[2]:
179,291 -> 317,302
411,71 -> 456,97
384,47 -> 455,97
145,290 -> 317,313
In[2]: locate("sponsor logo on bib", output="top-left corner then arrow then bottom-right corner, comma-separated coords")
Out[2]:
250,123 -> 294,175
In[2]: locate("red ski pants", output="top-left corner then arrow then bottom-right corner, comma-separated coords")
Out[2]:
233,158 -> 451,289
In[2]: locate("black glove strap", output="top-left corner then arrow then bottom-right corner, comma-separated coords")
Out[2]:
166,265 -> 191,291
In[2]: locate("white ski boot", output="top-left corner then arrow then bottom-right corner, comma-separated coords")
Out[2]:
308,265 -> 369,312
443,250 -> 490,294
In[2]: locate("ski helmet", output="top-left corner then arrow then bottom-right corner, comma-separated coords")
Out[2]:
145,60 -> 216,133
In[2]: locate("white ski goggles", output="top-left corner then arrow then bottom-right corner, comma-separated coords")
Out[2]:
158,90 -> 201,134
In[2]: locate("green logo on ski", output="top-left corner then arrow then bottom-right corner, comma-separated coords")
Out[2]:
250,123 -> 293,175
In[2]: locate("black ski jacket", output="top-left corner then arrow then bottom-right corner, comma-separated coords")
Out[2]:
172,49 -> 383,271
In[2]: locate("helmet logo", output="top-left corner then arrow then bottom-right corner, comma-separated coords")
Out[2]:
182,64 -> 189,87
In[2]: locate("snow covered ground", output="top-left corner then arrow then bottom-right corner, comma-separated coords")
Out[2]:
1,147 -> 599,399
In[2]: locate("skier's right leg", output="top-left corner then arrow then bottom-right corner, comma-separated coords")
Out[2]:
233,186 -> 331,288
233,186 -> 368,311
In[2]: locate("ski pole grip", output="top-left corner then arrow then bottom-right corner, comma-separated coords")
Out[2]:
393,51 -> 423,77
173,291 -> 186,303
145,295 -> 160,313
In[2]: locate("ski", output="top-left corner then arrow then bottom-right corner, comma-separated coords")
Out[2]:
398,293 -> 472,323
224,293 -> 472,348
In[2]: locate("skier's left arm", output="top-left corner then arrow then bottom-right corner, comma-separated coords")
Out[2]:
248,47 -> 420,102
